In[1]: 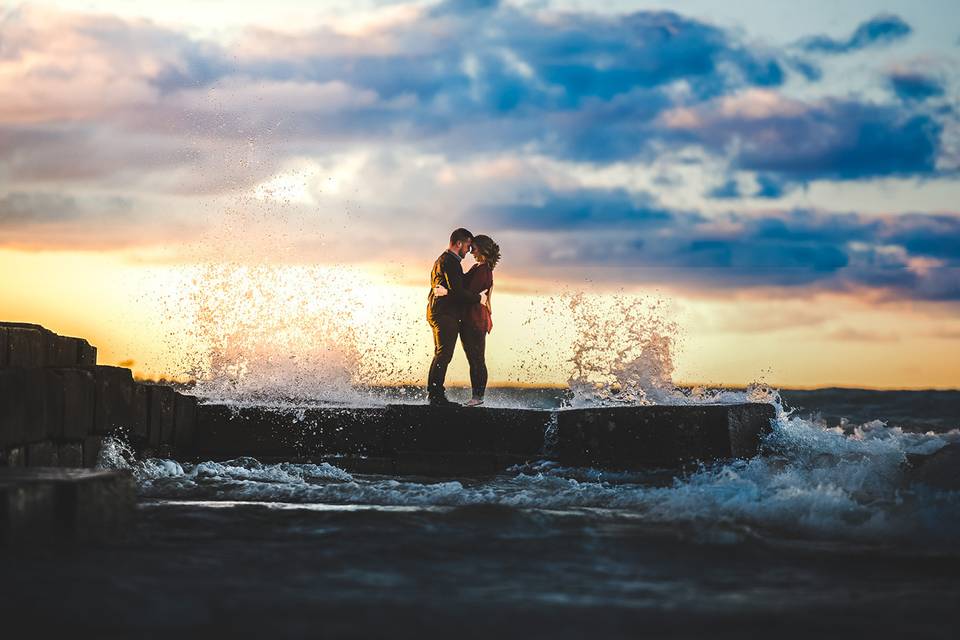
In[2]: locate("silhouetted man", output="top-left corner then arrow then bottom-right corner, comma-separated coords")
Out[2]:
426,228 -> 486,406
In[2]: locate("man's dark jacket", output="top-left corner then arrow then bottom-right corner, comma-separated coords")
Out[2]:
427,250 -> 480,323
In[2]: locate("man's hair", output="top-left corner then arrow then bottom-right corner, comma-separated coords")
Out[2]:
449,228 -> 473,245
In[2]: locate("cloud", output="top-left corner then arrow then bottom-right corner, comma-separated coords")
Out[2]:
429,0 -> 500,17
0,0 -> 957,304
799,14 -> 912,54
0,4 -> 948,191
754,174 -> 790,198
478,188 -> 679,229
662,91 -> 942,182
0,192 -> 83,224
473,187 -> 960,300
883,213 -> 960,261
707,178 -> 740,199
888,70 -> 945,102
0,190 -> 168,250
826,327 -> 901,342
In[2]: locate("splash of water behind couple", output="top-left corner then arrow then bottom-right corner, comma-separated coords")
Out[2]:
426,228 -> 501,406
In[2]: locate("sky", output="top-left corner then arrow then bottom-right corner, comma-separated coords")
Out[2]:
1,0 -> 959,391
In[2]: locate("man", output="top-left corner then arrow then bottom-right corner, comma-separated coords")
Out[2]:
426,228 -> 488,406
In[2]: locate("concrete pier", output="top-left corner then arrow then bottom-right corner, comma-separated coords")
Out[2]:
553,403 -> 777,468
191,402 -> 776,474
0,322 -> 200,467
1,322 -> 777,478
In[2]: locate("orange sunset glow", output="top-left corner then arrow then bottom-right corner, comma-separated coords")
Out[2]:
2,1 -> 959,393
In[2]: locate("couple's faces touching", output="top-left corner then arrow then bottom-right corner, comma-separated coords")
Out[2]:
453,239 -> 481,261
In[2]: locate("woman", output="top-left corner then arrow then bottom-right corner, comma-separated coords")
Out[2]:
434,234 -> 500,406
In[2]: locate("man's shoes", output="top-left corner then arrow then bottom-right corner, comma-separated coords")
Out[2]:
428,396 -> 460,407
464,398 -> 484,407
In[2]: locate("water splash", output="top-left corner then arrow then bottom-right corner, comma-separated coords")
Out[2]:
564,292 -> 682,406
181,262 -> 367,404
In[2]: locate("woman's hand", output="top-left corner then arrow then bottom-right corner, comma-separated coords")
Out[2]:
433,285 -> 448,297
479,290 -> 489,307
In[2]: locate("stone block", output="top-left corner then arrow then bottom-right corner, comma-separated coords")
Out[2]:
57,442 -> 83,468
41,369 -> 65,442
0,327 -> 7,366
5,324 -> 48,367
27,441 -> 58,467
132,383 -> 149,440
22,368 -> 55,444
191,405 -> 367,459
315,407 -> 390,457
187,401 -> 775,471
192,404 -> 301,459
173,393 -> 199,452
192,405 -> 390,460
77,340 -> 97,365
54,368 -> 96,440
0,369 -> 27,446
147,385 -> 177,448
386,404 -> 497,454
386,405 -> 551,456
0,473 -> 56,543
83,436 -> 103,468
46,335 -> 82,367
491,408 -> 552,455
0,468 -> 135,544
1,446 -> 27,468
85,366 -> 136,436
553,403 -> 774,469
727,403 -> 776,458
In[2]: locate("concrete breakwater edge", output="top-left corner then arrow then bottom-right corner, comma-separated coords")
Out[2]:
0,322 -> 778,474
0,321 -> 777,542
5,321 -> 958,545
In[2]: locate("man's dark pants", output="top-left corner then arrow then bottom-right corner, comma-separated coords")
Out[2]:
427,314 -> 460,401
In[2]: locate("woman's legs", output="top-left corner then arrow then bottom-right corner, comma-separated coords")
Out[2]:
460,325 -> 488,399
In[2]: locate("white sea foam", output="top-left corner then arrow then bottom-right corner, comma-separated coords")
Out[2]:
100,406 -> 960,546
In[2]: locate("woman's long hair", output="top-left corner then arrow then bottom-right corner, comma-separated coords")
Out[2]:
472,235 -> 501,269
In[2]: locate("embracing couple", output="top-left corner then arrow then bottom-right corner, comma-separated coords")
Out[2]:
426,228 -> 500,407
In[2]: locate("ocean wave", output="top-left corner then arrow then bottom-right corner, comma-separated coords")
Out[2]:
98,406 -> 960,547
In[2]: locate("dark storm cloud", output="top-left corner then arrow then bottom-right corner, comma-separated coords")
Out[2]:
478,188 -> 679,229
429,0 -> 501,17
669,98 -> 942,182
0,3 -> 949,188
888,70 -> 946,102
706,179 -> 740,200
186,7 -> 788,107
754,174 -> 792,199
476,189 -> 960,300
737,106 -> 940,181
883,214 -> 960,260
799,14 -> 912,54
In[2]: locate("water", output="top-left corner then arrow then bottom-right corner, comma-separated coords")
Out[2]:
3,375 -> 958,636
5,396 -> 958,637
27,213 -> 960,633
106,396 -> 959,548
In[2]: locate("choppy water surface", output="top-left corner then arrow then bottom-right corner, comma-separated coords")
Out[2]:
118,401 -> 959,547
5,391 -> 959,637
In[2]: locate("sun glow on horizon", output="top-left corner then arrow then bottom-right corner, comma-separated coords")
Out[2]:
2,247 -> 959,391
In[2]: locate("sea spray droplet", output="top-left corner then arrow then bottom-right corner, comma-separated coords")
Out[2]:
564,292 -> 681,406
